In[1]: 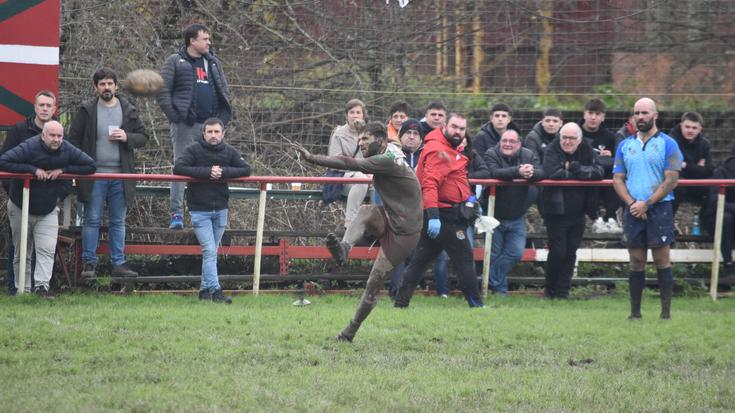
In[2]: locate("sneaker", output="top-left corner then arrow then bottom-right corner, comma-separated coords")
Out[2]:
592,217 -> 608,234
81,262 -> 96,278
211,289 -> 232,304
33,285 -> 55,299
169,214 -> 184,230
606,218 -> 623,234
198,289 -> 212,300
112,264 -> 138,277
325,233 -> 349,266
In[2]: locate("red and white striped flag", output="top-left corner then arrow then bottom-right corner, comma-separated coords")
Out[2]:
0,0 -> 60,127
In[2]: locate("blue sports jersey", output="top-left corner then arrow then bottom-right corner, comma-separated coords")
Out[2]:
612,132 -> 683,203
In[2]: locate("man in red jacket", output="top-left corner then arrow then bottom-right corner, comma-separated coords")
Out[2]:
394,113 -> 485,308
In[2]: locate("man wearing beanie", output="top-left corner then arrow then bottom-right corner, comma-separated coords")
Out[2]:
399,118 -> 424,169
473,103 -> 522,156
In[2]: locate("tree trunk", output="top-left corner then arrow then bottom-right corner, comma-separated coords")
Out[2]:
536,0 -> 554,103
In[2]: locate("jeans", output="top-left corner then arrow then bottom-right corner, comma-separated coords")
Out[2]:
490,216 -> 526,294
7,200 -> 58,292
190,209 -> 228,291
170,122 -> 202,216
82,179 -> 127,266
544,214 -> 585,299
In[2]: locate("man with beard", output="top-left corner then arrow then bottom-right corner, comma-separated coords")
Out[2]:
0,121 -> 95,296
294,122 -> 422,342
613,97 -> 683,320
69,68 -> 149,279
2,90 -> 57,295
394,113 -> 485,309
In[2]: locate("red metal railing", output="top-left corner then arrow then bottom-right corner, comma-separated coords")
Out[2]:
3,171 -> 733,300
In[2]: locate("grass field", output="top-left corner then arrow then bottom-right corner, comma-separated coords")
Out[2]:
1,291 -> 734,412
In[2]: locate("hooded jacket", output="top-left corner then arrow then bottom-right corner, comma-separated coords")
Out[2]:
0,136 -> 95,215
578,121 -> 618,176
68,94 -> 149,204
403,145 -> 423,170
702,155 -> 735,236
416,128 -> 472,219
540,137 -> 604,218
157,46 -> 231,125
669,124 -> 714,179
523,121 -> 558,163
173,136 -> 251,212
484,145 -> 544,220
473,120 -> 522,156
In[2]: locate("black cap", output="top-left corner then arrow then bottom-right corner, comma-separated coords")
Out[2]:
399,118 -> 423,139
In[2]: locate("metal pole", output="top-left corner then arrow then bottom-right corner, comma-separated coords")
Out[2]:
710,187 -> 726,301
252,182 -> 268,295
17,178 -> 30,294
481,186 -> 496,298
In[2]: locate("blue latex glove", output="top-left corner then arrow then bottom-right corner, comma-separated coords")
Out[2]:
427,219 -> 441,239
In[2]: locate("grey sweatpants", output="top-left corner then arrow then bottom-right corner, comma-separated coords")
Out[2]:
7,200 -> 58,292
170,122 -> 202,216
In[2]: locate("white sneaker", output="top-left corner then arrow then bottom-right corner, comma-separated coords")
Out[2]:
592,217 -> 607,233
606,218 -> 622,234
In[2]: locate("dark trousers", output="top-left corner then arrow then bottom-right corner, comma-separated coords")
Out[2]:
600,187 -> 622,220
673,186 -> 708,214
395,219 -> 483,307
544,215 -> 585,298
721,211 -> 735,264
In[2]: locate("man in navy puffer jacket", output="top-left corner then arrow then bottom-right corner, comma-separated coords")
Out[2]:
158,23 -> 231,230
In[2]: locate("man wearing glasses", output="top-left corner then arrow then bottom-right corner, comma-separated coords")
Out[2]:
541,123 -> 604,299
483,130 -> 544,295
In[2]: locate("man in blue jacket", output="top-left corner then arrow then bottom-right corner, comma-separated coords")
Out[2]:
1,90 -> 57,295
174,118 -> 250,304
0,121 -> 95,297
158,23 -> 231,230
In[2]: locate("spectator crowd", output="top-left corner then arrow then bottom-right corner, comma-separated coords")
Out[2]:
2,24 -> 733,327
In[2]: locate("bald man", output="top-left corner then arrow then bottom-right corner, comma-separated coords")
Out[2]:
0,121 -> 95,297
613,98 -> 683,320
540,122 -> 604,299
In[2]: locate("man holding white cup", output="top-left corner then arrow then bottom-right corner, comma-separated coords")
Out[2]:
69,68 -> 149,278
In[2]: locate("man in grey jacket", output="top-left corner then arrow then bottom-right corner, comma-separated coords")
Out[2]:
157,23 -> 231,229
